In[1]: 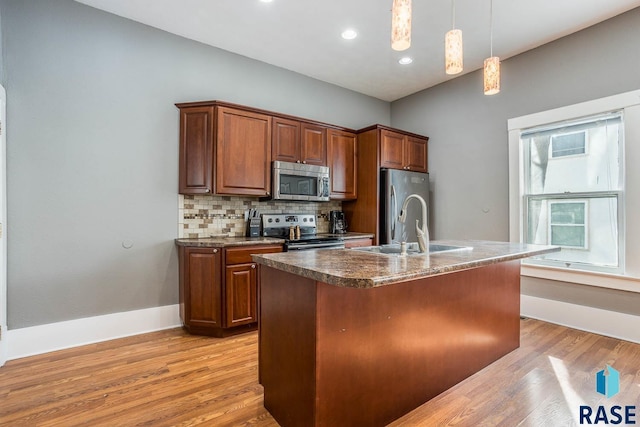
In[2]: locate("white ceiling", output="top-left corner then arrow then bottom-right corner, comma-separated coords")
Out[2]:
75,0 -> 640,102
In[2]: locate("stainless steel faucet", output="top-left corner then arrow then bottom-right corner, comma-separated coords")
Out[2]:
398,194 -> 429,253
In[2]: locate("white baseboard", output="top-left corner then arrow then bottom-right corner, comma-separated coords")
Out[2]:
521,295 -> 640,344
8,298 -> 638,360
7,304 -> 181,360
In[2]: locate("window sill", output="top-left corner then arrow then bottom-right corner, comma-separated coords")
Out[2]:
521,263 -> 640,293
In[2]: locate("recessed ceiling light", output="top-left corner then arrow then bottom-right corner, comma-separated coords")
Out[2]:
398,57 -> 413,65
259,0 -> 273,3
341,29 -> 358,40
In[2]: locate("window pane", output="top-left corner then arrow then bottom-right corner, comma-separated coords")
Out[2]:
526,196 -> 618,268
551,225 -> 585,247
551,132 -> 585,157
524,114 -> 621,194
550,203 -> 585,225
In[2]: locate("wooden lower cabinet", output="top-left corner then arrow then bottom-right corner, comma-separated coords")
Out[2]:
225,263 -> 257,327
343,238 -> 373,248
179,247 -> 223,335
178,244 -> 282,337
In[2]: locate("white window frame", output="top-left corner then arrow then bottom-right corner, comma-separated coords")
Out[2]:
508,89 -> 640,293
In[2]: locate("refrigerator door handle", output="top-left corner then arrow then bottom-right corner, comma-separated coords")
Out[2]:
391,184 -> 397,241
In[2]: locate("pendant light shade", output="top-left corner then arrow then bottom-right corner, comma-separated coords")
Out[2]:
483,0 -> 500,95
445,0 -> 463,75
483,56 -> 500,95
391,0 -> 412,51
445,29 -> 463,75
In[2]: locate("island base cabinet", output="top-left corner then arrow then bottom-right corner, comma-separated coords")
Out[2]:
259,260 -> 521,427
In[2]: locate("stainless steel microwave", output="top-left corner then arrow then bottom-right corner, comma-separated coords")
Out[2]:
272,161 -> 330,201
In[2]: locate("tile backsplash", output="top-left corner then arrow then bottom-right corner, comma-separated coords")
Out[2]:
179,195 -> 343,238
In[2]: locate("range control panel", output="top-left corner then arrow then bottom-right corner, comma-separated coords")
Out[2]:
261,214 -> 317,237
262,214 -> 315,229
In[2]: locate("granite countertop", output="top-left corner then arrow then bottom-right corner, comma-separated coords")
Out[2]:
174,232 -> 373,247
174,236 -> 285,247
252,240 -> 560,289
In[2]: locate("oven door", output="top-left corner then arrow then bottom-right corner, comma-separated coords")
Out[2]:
285,240 -> 345,251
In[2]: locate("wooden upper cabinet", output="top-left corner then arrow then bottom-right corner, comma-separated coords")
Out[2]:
179,106 -> 214,194
215,107 -> 272,197
177,100 -> 360,197
380,129 -> 428,173
405,136 -> 428,173
300,123 -> 327,166
328,129 -> 357,200
380,129 -> 405,170
273,119 -> 327,166
272,117 -> 301,164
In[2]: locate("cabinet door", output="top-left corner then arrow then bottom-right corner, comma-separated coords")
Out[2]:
179,106 -> 214,194
328,129 -> 357,200
225,263 -> 257,327
380,129 -> 405,170
404,136 -> 428,172
216,107 -> 272,196
184,248 -> 222,329
272,117 -> 300,163
301,123 -> 327,166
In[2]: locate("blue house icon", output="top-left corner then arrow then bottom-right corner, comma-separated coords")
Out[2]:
596,365 -> 620,398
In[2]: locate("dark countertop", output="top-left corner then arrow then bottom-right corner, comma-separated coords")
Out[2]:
174,232 -> 374,248
252,240 -> 560,288
175,236 -> 285,247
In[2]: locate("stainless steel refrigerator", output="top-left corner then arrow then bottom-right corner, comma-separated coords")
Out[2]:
379,169 -> 430,245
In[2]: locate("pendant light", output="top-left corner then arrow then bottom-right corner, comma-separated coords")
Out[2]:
445,0 -> 463,75
483,0 -> 500,95
391,0 -> 412,51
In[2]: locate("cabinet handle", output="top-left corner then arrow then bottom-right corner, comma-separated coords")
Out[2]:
205,188 -> 211,193
296,160 -> 301,163
212,248 -> 218,253
406,166 -> 411,170
251,264 -> 256,269
266,191 -> 270,196
302,160 -> 306,164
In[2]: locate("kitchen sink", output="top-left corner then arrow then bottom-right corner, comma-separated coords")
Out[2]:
352,243 -> 472,256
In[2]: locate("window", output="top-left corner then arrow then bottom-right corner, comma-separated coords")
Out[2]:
519,111 -> 624,273
509,90 -> 640,290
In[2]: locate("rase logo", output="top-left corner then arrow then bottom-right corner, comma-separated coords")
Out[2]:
579,365 -> 636,425
597,365 -> 620,398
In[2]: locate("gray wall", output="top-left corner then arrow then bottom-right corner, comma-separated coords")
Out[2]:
391,8 -> 640,314
1,0 -> 389,329
0,4 -> 3,85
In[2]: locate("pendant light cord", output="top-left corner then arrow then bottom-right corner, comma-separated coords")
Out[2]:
490,0 -> 493,57
451,0 -> 456,30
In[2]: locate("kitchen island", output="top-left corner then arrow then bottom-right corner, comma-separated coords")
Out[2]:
252,240 -> 559,427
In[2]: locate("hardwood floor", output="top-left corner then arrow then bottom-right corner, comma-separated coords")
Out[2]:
1,318 -> 638,426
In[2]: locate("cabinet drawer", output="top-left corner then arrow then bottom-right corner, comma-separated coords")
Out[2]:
344,238 -> 373,248
225,244 -> 283,265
